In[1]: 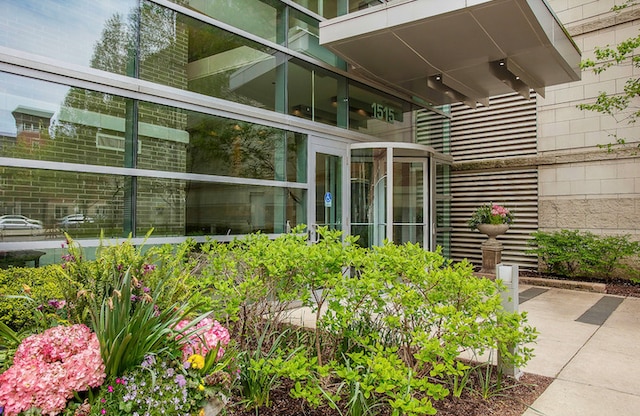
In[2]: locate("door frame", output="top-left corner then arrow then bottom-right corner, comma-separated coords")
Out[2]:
308,137 -> 350,241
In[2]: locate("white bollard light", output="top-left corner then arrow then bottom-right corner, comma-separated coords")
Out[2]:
496,263 -> 522,379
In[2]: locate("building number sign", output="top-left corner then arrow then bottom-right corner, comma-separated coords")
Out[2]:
371,102 -> 396,123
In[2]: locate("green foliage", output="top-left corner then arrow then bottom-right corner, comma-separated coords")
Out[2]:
0,321 -> 21,371
227,233 -> 538,415
529,230 -> 640,279
58,231 -> 200,326
334,345 -> 445,416
55,232 -> 210,379
0,265 -> 65,331
90,267 -> 203,379
467,203 -> 514,230
236,325 -> 303,411
0,227 -> 540,416
192,229 -> 312,350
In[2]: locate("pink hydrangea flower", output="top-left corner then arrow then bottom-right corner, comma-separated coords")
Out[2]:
0,324 -> 105,416
174,318 -> 230,362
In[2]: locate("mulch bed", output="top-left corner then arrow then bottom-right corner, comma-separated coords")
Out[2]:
222,372 -> 553,416
519,270 -> 640,298
605,279 -> 640,297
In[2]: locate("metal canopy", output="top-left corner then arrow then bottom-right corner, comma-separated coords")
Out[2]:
319,0 -> 581,107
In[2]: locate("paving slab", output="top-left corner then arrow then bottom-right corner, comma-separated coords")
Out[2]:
520,291 -> 640,416
521,379 -> 640,416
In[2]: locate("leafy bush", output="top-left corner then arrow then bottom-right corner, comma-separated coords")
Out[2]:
57,231 -> 201,326
0,265 -> 65,332
191,230 -> 311,350
529,230 -> 640,279
0,228 -> 539,416
191,228 -> 537,414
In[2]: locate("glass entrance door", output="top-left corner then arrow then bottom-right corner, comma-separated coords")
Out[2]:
350,142 -> 451,250
309,140 -> 349,241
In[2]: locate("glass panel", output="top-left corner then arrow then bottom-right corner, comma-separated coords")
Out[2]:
348,0 -> 384,13
138,101 -> 306,182
139,1 -> 284,111
435,162 -> 451,256
393,161 -> 424,246
416,107 -> 451,154
0,73 -> 128,168
348,81 -> 414,141
150,182 -> 306,236
289,0 -> 339,19
393,225 -> 424,246
290,0 -> 378,19
350,148 -> 386,247
315,153 -> 341,231
0,167 -> 125,241
180,0 -> 285,44
0,1 -> 137,74
136,177 -> 185,236
289,59 -> 340,127
288,9 -> 341,66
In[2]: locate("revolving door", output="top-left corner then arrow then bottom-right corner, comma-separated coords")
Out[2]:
350,142 -> 450,250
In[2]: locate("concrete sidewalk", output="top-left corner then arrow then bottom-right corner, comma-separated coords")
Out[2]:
520,285 -> 640,416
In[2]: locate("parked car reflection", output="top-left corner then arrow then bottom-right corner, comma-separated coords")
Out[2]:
0,215 -> 43,226
0,218 -> 44,236
58,214 -> 94,228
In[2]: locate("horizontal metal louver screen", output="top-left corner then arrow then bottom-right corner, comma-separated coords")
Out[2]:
450,93 -> 537,161
450,169 -> 539,269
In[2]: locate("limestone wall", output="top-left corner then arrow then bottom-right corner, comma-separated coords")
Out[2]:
539,0 -> 640,238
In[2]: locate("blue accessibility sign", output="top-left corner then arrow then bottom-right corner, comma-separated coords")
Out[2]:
324,192 -> 333,208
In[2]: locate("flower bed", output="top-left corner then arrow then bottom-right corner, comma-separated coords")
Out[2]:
0,324 -> 104,415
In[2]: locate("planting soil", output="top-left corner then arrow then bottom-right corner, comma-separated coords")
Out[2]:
222,372 -> 553,416
519,270 -> 640,298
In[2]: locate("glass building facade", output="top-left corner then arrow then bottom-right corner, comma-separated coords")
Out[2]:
0,0 -> 450,266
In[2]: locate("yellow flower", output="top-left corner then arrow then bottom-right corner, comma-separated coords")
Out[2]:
187,354 -> 205,370
198,409 -> 205,416
198,384 -> 205,391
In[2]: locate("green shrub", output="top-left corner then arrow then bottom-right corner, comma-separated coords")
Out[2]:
191,229 -> 311,350
0,265 -> 65,332
200,230 -> 537,414
529,230 -> 640,279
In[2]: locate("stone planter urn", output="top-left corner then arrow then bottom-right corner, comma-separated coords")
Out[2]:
476,223 -> 509,274
476,223 -> 509,243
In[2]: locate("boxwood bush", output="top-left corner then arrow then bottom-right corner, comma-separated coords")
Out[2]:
0,265 -> 65,332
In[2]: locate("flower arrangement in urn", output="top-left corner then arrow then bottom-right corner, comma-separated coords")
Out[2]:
468,203 -> 514,230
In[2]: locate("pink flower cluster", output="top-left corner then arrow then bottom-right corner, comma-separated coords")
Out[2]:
491,204 -> 510,218
0,324 -> 105,416
174,318 -> 230,362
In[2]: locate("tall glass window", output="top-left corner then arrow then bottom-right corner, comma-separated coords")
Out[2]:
177,0 -> 285,44
0,72 -> 308,241
139,102 -> 307,182
0,167 -> 125,239
0,73 -> 129,168
0,0 -> 138,73
288,8 -> 342,67
289,58 -> 344,127
393,161 -> 425,246
435,162 -> 452,256
137,180 -> 305,236
138,1 -> 286,111
350,147 -> 387,247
